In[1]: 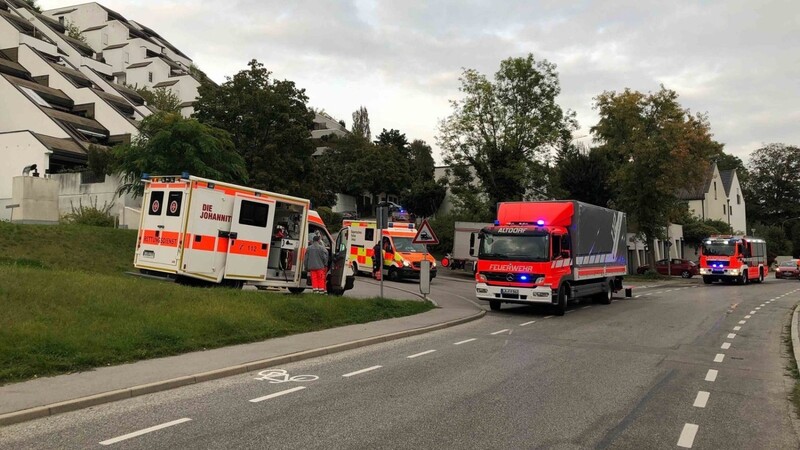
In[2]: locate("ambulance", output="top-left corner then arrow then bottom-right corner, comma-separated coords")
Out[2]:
343,220 -> 437,281
134,175 -> 354,294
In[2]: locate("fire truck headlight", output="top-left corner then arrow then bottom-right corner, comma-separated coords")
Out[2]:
477,273 -> 487,283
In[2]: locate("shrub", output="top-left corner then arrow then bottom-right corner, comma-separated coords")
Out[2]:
62,197 -> 115,227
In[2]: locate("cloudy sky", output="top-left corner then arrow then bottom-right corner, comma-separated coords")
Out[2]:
41,0 -> 800,164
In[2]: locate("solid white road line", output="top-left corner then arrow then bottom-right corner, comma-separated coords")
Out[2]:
342,365 -> 383,378
565,309 -> 576,313
491,329 -> 510,335
705,369 -> 718,382
407,350 -> 436,359
454,338 -> 476,345
543,315 -> 554,319
677,423 -> 699,448
99,418 -> 192,446
721,342 -> 731,350
520,321 -> 536,326
693,391 -> 710,408
738,320 -> 747,324
734,326 -> 742,331
714,353 -> 725,363
250,386 -> 306,403
581,306 -> 592,309
745,315 -> 752,319
728,333 -> 737,339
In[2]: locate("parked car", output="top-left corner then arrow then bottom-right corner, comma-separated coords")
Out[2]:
637,259 -> 698,278
775,259 -> 800,279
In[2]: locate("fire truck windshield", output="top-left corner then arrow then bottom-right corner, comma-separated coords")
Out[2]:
479,233 -> 550,262
702,241 -> 736,256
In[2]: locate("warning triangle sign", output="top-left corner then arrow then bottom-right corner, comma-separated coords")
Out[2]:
413,219 -> 439,245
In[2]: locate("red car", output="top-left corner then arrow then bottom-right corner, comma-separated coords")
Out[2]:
775,260 -> 800,279
637,259 -> 698,278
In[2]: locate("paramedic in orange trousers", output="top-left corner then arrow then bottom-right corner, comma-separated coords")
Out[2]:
305,235 -> 329,294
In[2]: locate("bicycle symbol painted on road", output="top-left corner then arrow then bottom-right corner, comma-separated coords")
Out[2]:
254,369 -> 319,383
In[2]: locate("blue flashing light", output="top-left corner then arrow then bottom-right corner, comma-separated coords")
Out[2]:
142,172 -> 150,180
536,220 -> 545,226
494,220 -> 500,225
519,275 -> 529,282
181,171 -> 190,179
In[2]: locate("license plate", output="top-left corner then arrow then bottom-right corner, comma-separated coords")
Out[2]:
501,288 -> 519,295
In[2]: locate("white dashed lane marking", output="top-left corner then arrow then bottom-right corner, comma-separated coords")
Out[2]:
721,342 -> 731,350
99,418 -> 193,446
705,369 -> 718,382
728,333 -> 737,339
454,338 -> 476,345
677,423 -> 699,448
520,321 -> 536,326
745,315 -> 752,319
738,320 -> 747,324
407,350 -> 436,359
693,391 -> 710,408
734,326 -> 742,331
490,329 -> 510,335
342,366 -> 382,378
250,387 -> 306,403
714,354 -> 725,363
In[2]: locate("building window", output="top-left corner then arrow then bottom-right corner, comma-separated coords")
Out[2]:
737,193 -> 741,204
714,182 -> 717,200
722,204 -> 726,214
148,72 -> 153,83
58,16 -> 64,25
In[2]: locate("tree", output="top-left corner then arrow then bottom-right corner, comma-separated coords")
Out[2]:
553,143 -> 614,207
745,143 -> 800,227
64,20 -> 85,43
592,86 -> 724,268
375,129 -> 408,153
193,60 -> 323,203
21,0 -> 41,13
752,223 -> 792,263
351,106 -> 371,141
113,112 -> 247,196
408,140 -> 436,181
136,86 -> 181,113
438,54 -> 577,215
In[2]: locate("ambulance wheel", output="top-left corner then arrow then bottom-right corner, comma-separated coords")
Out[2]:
388,267 -> 400,282
222,279 -> 244,289
288,287 -> 305,294
489,300 -> 501,311
553,284 -> 568,316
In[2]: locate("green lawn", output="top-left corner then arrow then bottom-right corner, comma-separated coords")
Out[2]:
0,223 -> 433,383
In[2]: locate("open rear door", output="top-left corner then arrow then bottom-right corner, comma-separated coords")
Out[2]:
329,226 -> 353,294
224,195 -> 275,281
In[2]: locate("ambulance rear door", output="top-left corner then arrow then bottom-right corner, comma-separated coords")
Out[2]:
135,181 -> 189,272
223,194 -> 275,281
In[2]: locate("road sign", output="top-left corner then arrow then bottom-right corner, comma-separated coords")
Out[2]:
413,219 -> 439,245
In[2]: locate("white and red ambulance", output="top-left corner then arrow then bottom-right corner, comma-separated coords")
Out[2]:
134,175 -> 354,294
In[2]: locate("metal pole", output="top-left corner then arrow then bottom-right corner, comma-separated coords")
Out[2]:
378,228 -> 384,299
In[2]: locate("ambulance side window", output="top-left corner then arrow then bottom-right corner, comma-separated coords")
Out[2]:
166,192 -> 182,217
365,228 -> 374,241
239,200 -> 269,227
148,191 -> 164,216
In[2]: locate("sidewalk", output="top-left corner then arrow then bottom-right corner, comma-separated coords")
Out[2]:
0,280 -> 483,426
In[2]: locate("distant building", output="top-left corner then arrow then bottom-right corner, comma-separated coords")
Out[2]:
678,162 -> 747,234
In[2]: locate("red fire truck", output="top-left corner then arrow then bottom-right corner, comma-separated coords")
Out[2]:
699,235 -> 767,284
473,201 -> 628,315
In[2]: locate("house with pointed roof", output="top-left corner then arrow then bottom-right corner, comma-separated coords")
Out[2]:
679,162 -> 747,234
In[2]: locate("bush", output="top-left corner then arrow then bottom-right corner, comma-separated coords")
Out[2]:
62,197 -> 115,227
316,207 -> 343,234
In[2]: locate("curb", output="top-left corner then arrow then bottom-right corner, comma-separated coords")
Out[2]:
0,310 -> 485,427
792,304 -> 800,371
360,278 -> 440,307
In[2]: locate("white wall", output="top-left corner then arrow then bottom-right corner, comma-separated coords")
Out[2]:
126,58 -> 170,89
45,3 -> 108,33
172,74 -> 199,104
53,172 -> 141,221
11,175 -> 59,223
0,131 -> 51,199
332,194 -> 356,213
728,174 -> 747,233
0,77 -> 69,138
0,17 -> 18,48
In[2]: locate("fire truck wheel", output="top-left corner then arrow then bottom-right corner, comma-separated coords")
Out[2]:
489,300 -> 501,311
756,269 -> 764,283
288,287 -> 305,294
703,276 -> 713,285
554,284 -> 568,316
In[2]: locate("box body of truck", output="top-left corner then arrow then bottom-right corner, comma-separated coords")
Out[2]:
442,221 -> 492,270
134,175 -> 354,293
474,201 -> 627,314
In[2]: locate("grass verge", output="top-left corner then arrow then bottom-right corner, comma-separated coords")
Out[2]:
0,266 -> 433,384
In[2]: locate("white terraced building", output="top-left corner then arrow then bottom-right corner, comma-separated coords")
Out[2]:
0,0 -> 201,222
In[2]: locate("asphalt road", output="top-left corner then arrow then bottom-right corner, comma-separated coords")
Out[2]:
2,276 -> 800,449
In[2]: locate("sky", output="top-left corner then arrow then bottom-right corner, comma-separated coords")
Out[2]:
40,0 -> 800,165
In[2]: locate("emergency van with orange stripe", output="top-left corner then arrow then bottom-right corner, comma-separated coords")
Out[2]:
343,220 -> 437,281
474,201 -> 627,315
134,175 -> 354,294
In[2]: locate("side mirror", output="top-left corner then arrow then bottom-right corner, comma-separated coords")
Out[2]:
469,233 -> 476,257
561,249 -> 571,259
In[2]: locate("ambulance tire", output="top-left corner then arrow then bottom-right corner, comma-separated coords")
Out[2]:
288,287 -> 305,294
221,279 -> 244,289
553,284 -> 568,316
388,267 -> 400,282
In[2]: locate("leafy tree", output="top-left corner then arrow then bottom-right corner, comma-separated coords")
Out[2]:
553,143 -> 614,207
64,20 -> 85,43
408,139 -> 436,181
592,86 -> 724,268
680,216 -> 733,252
21,0 -> 41,13
745,143 -> 800,228
194,60 -> 324,203
438,54 -> 577,215
113,112 -> 247,196
401,179 -> 447,218
752,223 -> 791,263
714,152 -> 749,187
351,106 -> 371,141
375,129 -> 408,153
136,86 -> 181,113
